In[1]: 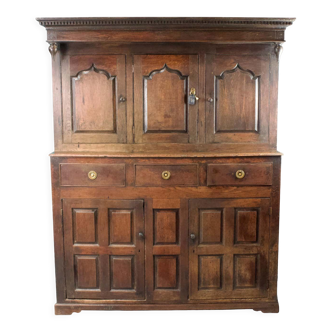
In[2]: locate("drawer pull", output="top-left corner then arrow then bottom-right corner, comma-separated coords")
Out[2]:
190,233 -> 196,240
88,170 -> 98,180
235,170 -> 245,179
161,170 -> 171,180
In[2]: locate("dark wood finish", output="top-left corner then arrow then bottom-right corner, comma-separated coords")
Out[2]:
134,55 -> 198,143
60,163 -> 125,186
206,54 -> 270,144
135,164 -> 198,187
39,17 -> 294,314
189,198 -> 269,300
63,198 -> 145,299
207,163 -> 273,186
63,55 -> 126,144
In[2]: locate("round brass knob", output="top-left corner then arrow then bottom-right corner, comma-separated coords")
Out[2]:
88,170 -> 97,180
161,170 -> 171,180
208,98 -> 214,103
235,170 -> 245,179
190,233 -> 196,240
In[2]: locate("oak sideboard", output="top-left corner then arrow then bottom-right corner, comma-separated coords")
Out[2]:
37,17 -> 295,314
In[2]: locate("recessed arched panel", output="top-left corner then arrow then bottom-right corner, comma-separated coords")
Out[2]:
143,64 -> 188,133
72,64 -> 116,134
206,55 -> 270,144
63,55 -> 126,144
134,55 -> 198,143
215,64 -> 260,133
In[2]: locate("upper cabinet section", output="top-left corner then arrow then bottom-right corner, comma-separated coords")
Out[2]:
206,54 -> 270,144
39,17 -> 295,153
134,55 -> 198,143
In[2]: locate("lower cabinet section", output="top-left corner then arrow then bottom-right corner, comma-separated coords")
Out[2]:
62,197 -> 271,303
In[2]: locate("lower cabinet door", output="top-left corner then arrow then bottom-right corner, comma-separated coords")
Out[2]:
63,199 -> 145,299
189,198 -> 270,300
145,199 -> 188,302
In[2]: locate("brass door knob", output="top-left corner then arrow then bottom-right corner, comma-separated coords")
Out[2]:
190,234 -> 196,240
88,170 -> 97,180
162,171 -> 171,180
208,98 -> 214,103
235,170 -> 245,179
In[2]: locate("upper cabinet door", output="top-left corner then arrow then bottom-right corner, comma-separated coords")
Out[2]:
206,55 -> 270,144
62,55 -> 126,144
134,55 -> 198,143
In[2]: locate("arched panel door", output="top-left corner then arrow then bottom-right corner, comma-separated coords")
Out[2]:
62,55 -> 126,144
206,54 -> 270,144
134,55 -> 198,143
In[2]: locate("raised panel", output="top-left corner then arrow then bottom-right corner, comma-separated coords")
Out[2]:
235,209 -> 258,244
134,54 -> 198,143
234,254 -> 258,289
199,255 -> 223,289
73,209 -> 97,244
199,209 -> 223,244
109,210 -> 133,245
154,210 -> 178,244
206,55 -> 270,144
154,256 -> 178,289
110,256 -> 135,290
72,64 -> 116,133
63,55 -> 126,144
144,65 -> 188,133
75,255 -> 99,289
215,64 -> 259,132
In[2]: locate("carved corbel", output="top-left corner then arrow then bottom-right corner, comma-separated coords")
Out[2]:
48,42 -> 59,56
274,43 -> 283,62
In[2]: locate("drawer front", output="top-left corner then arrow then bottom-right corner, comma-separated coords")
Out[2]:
207,163 -> 273,186
60,164 -> 125,186
135,165 -> 198,187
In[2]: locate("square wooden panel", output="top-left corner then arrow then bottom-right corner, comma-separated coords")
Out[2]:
235,209 -> 259,244
109,210 -> 134,245
154,209 -> 179,245
234,254 -> 259,289
199,209 -> 223,244
75,255 -> 99,289
73,209 -> 97,244
154,256 -> 178,289
110,256 -> 135,290
198,255 -> 223,289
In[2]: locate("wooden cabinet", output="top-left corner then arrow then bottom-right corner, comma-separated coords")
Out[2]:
38,17 -> 295,314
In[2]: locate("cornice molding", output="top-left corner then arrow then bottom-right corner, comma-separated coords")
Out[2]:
36,17 -> 295,30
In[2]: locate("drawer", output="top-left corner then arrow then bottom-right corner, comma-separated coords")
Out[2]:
60,164 -> 125,186
135,164 -> 198,187
207,163 -> 273,186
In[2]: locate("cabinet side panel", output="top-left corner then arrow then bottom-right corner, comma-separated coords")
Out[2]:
51,158 -> 66,302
